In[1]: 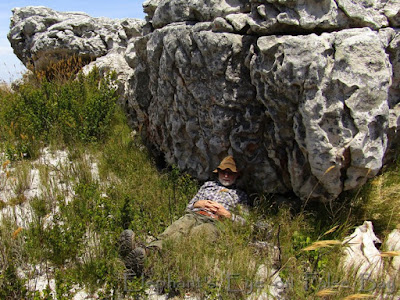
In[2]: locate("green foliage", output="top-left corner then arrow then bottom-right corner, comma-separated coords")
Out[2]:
0,264 -> 27,299
0,218 -> 27,299
0,68 -> 117,160
54,269 -> 76,300
350,162 -> 400,235
98,114 -> 199,239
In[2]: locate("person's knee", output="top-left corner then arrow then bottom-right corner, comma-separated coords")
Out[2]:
190,223 -> 220,242
160,214 -> 196,237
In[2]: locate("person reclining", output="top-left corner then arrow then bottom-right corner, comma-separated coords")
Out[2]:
119,155 -> 249,276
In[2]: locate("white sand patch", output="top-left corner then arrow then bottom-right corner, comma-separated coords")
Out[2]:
0,147 -> 106,296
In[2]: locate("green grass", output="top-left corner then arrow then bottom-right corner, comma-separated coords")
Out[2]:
0,65 -> 399,299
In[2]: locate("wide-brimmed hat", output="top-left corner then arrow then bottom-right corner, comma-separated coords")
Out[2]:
213,156 -> 238,173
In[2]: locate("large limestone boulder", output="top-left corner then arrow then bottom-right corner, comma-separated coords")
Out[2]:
128,24 -> 396,200
7,6 -> 145,70
8,6 -> 146,111
147,0 -> 397,33
7,1 -> 400,201
126,0 -> 400,201
249,28 -> 391,199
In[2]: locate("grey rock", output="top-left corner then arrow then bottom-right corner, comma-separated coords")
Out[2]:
249,28 -> 391,200
143,0 -> 162,21
146,0 -> 393,34
127,25 -> 394,201
128,24 -> 272,189
151,0 -> 250,29
388,30 -> 400,108
342,222 -> 400,280
7,6 -> 145,120
385,228 -> 400,271
336,0 -> 389,29
8,6 -> 145,71
342,221 -> 383,278
382,0 -> 400,26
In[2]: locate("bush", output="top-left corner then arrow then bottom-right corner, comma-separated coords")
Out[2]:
0,218 -> 27,299
0,67 -> 117,160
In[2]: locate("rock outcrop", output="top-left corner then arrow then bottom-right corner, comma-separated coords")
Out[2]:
342,221 -> 400,287
342,221 -> 383,278
7,6 -> 146,107
8,1 -> 400,202
8,6 -> 145,68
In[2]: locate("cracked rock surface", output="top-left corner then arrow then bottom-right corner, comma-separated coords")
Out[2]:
8,6 -> 145,69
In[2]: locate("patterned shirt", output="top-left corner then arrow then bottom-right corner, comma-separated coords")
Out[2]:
186,180 -> 249,221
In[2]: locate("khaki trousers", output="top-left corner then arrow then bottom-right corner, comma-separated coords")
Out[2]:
147,211 -> 221,250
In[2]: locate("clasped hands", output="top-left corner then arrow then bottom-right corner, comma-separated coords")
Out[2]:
194,200 -> 231,219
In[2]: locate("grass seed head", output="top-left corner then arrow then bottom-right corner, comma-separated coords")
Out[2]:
302,240 -> 342,251
342,294 -> 374,299
379,251 -> 400,257
315,288 -> 337,296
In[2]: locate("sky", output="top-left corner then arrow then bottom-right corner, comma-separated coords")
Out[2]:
0,0 -> 146,83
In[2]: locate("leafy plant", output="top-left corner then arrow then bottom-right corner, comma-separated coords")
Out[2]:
0,66 -> 117,160
0,217 -> 27,299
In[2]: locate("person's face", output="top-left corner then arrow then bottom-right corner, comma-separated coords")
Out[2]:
218,169 -> 238,187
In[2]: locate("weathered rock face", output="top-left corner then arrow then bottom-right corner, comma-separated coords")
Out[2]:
8,6 -> 146,116
8,1 -> 400,202
249,28 -> 392,199
8,6 -> 145,71
148,0 -> 395,32
342,221 -> 383,278
342,221 -> 400,280
128,0 -> 400,201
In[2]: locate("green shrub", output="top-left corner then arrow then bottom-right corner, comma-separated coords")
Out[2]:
0,218 -> 27,299
0,68 -> 117,160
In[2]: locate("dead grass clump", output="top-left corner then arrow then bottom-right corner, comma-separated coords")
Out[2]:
29,55 -> 91,83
